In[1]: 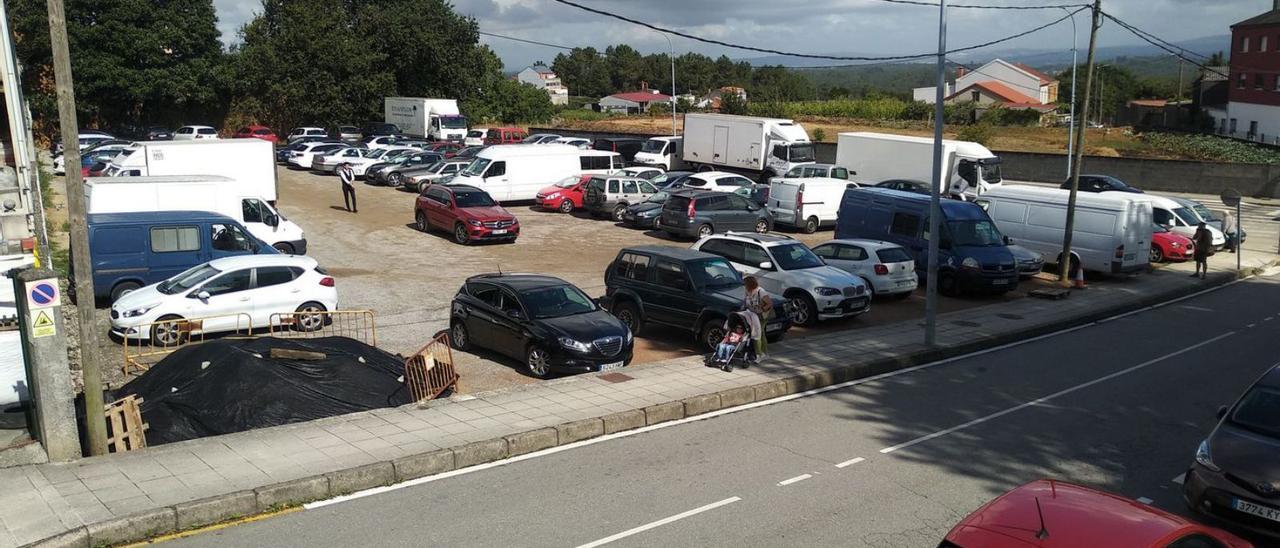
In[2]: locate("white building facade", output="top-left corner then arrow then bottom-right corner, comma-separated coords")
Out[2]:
516,65 -> 569,105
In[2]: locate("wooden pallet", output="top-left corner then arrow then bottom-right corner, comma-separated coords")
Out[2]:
104,395 -> 148,453
1028,288 -> 1071,300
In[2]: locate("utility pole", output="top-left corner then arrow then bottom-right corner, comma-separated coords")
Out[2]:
46,0 -> 107,455
1061,7 -> 1078,178
1059,0 -> 1102,284
925,0 -> 947,347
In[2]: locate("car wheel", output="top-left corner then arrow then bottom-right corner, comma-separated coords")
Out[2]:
611,301 -> 643,336
559,199 -> 574,213
416,211 -> 429,232
419,181 -> 429,194
697,224 -> 714,238
150,314 -> 186,347
788,293 -> 817,327
612,204 -> 627,222
526,346 -> 551,379
272,242 -> 295,254
700,320 -> 726,352
294,302 -> 327,332
453,223 -> 470,245
1149,246 -> 1164,263
450,320 -> 471,351
859,276 -> 876,298
110,281 -> 141,303
802,216 -> 819,234
390,173 -> 403,187
754,218 -> 769,234
652,216 -> 662,230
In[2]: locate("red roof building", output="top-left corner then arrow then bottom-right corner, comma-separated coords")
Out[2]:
598,83 -> 673,114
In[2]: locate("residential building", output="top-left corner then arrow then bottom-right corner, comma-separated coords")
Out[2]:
597,83 -> 673,114
1225,3 -> 1280,142
1193,65 -> 1229,132
914,59 -> 1058,105
516,64 -> 569,106
695,86 -> 748,111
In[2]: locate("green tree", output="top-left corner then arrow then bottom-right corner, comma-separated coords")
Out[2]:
749,66 -> 815,102
552,48 -> 611,98
719,91 -> 748,115
605,44 -> 650,91
354,0 -> 493,103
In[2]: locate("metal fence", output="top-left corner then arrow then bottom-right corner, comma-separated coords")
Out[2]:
120,313 -> 254,375
268,310 -> 376,346
404,332 -> 459,403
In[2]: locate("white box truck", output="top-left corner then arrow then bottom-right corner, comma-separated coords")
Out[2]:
632,136 -> 687,170
85,175 -> 308,254
681,113 -> 815,181
384,97 -> 468,141
101,139 -> 278,203
835,132 -> 1002,198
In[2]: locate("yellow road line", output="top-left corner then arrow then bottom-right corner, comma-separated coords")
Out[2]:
121,506 -> 302,546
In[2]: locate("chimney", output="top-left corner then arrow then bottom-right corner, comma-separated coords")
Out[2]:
956,67 -> 968,78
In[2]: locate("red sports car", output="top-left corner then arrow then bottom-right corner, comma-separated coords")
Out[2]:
1151,223 -> 1194,263
414,184 -> 518,245
942,480 -> 1251,548
535,175 -> 592,213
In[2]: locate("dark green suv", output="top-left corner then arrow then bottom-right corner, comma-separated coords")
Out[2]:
603,246 -> 791,351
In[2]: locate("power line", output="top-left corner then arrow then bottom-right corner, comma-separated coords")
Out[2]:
477,30 -> 578,52
1101,13 -> 1231,78
872,0 -> 1089,9
548,0 -> 1085,62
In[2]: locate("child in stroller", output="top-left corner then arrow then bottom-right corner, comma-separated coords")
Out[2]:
703,311 -> 757,372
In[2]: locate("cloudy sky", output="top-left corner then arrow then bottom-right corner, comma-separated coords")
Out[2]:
213,0 -> 1264,69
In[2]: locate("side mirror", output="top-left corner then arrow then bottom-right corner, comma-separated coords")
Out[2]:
507,309 -> 524,320
192,290 -> 211,300
759,261 -> 773,270
1217,405 -> 1229,420
266,214 -> 279,227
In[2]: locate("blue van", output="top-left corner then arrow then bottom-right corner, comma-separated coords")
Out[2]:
85,211 -> 276,302
835,188 -> 1018,295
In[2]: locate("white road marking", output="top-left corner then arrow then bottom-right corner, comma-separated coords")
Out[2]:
573,497 -> 742,548
1265,317 -> 1274,322
304,277 -> 1253,510
1137,497 -> 1154,504
1172,474 -> 1186,485
835,457 -> 865,469
1248,323 -> 1257,328
1179,305 -> 1213,312
879,332 -> 1236,455
778,474 -> 812,486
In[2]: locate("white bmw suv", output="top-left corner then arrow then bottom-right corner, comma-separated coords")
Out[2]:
691,232 -> 870,326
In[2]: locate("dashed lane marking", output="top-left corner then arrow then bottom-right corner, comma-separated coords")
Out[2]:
835,457 -> 865,469
574,497 -> 742,548
778,474 -> 813,486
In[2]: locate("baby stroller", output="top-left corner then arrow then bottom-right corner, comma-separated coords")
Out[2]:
703,310 -> 758,372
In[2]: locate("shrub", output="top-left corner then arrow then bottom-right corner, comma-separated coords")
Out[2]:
956,124 -> 995,147
811,128 -> 827,142
1138,132 -> 1280,164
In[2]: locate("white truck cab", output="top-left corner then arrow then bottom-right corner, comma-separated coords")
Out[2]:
633,136 -> 687,170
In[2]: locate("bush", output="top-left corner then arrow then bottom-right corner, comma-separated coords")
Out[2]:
811,128 -> 827,142
956,124 -> 995,147
1138,132 -> 1280,164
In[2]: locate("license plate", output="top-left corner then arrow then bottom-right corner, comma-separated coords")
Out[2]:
991,279 -> 1010,285
600,361 -> 624,371
896,281 -> 913,287
1233,498 -> 1280,523
491,229 -> 507,235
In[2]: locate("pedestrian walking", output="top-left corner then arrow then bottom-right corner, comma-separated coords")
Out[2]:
338,162 -> 357,213
1192,221 -> 1213,279
742,276 -> 773,360
1222,209 -> 1237,254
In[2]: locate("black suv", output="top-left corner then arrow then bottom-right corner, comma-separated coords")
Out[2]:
603,246 -> 791,351
451,274 -> 632,378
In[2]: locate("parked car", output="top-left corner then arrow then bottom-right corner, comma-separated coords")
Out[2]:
464,128 -> 488,147
603,246 -> 791,350
373,152 -> 445,187
450,145 -> 621,201
768,175 -> 853,233
423,141 -> 464,158
621,191 -> 670,229
692,233 -> 871,326
286,142 -> 346,169
454,145 -> 486,159
363,149 -> 434,184
1148,195 -> 1227,250
362,135 -> 402,151
1151,223 -> 1195,263
536,175 -> 592,213
593,137 -> 645,163
53,130 -> 114,154
173,125 -> 218,141
277,138 -> 337,162
811,239 -> 917,299
361,122 -> 401,137
113,125 -> 171,141
649,171 -> 694,190
484,127 -> 527,145
333,125 -> 361,142
944,480 -> 1252,548
318,146 -> 416,176
311,146 -> 369,174
553,137 -> 592,150
1172,196 -> 1246,247
450,273 -> 632,378
1183,363 -> 1280,540
523,133 -> 562,144
109,255 -> 336,346
875,179 -> 931,195
286,127 -> 328,143
660,189 -> 773,239
680,171 -> 756,193
1007,243 -> 1045,279
415,184 -> 519,244
773,163 -> 851,182
584,175 -> 659,221
233,125 -> 279,144
620,166 -> 665,180
53,140 -> 133,175
1062,174 -> 1144,193
403,159 -> 471,192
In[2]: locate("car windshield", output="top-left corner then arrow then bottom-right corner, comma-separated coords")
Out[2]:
1230,387 -> 1280,439
1190,203 -> 1220,222
454,189 -> 496,208
524,285 -> 597,319
688,258 -> 742,289
772,243 -> 824,270
1173,207 -> 1201,226
640,139 -> 666,153
981,162 -> 1002,184
947,220 -> 1004,247
441,117 -> 468,129
789,144 -> 816,163
462,158 -> 490,177
467,130 -> 484,138
1152,223 -> 1170,233
555,176 -> 581,188
645,192 -> 668,204
364,149 -> 387,158
157,264 -> 221,295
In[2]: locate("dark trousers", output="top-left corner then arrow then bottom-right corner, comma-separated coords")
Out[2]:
342,184 -> 357,212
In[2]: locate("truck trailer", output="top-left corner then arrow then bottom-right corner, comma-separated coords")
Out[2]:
384,97 -> 468,141
835,132 -> 1003,198
680,113 -> 814,181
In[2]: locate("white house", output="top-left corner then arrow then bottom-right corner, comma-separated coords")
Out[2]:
913,59 -> 1058,105
516,64 -> 569,105
598,85 -> 673,114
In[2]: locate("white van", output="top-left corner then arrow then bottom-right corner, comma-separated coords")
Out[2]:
1141,194 -> 1225,249
768,177 -> 854,234
86,175 -> 308,254
450,144 -> 621,201
976,185 -> 1150,274
632,136 -> 686,170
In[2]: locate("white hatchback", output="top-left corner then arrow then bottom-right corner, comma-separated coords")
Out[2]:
174,125 -> 219,140
110,255 -> 338,346
812,239 -> 918,299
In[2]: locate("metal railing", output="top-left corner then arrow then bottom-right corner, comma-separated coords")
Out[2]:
267,310 -> 376,346
404,332 -> 459,403
120,313 -> 254,375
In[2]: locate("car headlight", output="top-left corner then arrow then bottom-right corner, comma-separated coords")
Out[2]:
559,337 -> 591,353
625,329 -> 633,344
638,209 -> 656,217
546,192 -> 561,199
122,304 -> 158,318
1171,242 -> 1181,247
814,287 -> 841,296
961,257 -> 981,269
1195,439 -> 1221,472
468,219 -> 482,227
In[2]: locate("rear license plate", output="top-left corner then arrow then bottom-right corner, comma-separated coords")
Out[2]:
1233,498 -> 1280,523
600,361 -> 624,371
991,279 -> 1010,285
491,229 -> 507,235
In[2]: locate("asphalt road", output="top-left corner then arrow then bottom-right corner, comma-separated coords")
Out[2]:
166,276 -> 1280,548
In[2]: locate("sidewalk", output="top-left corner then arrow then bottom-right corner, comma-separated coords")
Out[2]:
1,260 -> 1263,548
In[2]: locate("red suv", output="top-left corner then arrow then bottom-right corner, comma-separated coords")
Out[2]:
415,184 -> 519,245
233,125 -> 279,144
484,127 -> 527,145
536,174 -> 592,213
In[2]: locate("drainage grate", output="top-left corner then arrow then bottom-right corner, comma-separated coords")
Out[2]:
952,320 -> 981,327
996,313 -> 1024,320
598,372 -> 634,383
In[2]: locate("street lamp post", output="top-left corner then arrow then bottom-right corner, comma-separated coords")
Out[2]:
656,31 -> 677,136
1061,7 -> 1078,178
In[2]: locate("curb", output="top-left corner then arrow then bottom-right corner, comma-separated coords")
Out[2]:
23,271 -> 1238,548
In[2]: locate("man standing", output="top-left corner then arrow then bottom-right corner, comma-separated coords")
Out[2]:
339,162 -> 357,213
1222,209 -> 1237,253
1192,222 -> 1213,279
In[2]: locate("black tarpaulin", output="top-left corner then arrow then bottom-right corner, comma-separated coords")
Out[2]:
117,336 -> 411,445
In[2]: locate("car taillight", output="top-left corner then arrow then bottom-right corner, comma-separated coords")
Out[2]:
320,277 -> 335,287
1114,245 -> 1124,259
874,264 -> 889,275
687,199 -> 696,220
795,186 -> 804,214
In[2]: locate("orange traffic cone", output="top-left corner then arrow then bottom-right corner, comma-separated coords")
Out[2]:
1073,261 -> 1087,289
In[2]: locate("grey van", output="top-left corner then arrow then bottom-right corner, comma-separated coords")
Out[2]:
660,189 -> 772,239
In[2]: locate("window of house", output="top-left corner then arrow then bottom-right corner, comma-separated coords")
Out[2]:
1263,36 -> 1270,52
1256,74 -> 1265,89
1238,73 -> 1248,89
1230,118 -> 1238,133
1250,120 -> 1259,136
1242,36 -> 1250,53
970,90 -> 981,102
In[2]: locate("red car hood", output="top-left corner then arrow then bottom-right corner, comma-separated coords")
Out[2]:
460,205 -> 515,221
538,184 -> 580,196
1153,231 -> 1192,247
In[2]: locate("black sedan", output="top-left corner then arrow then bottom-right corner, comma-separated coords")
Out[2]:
1060,174 -> 1143,193
450,274 -> 633,379
621,191 -> 669,229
